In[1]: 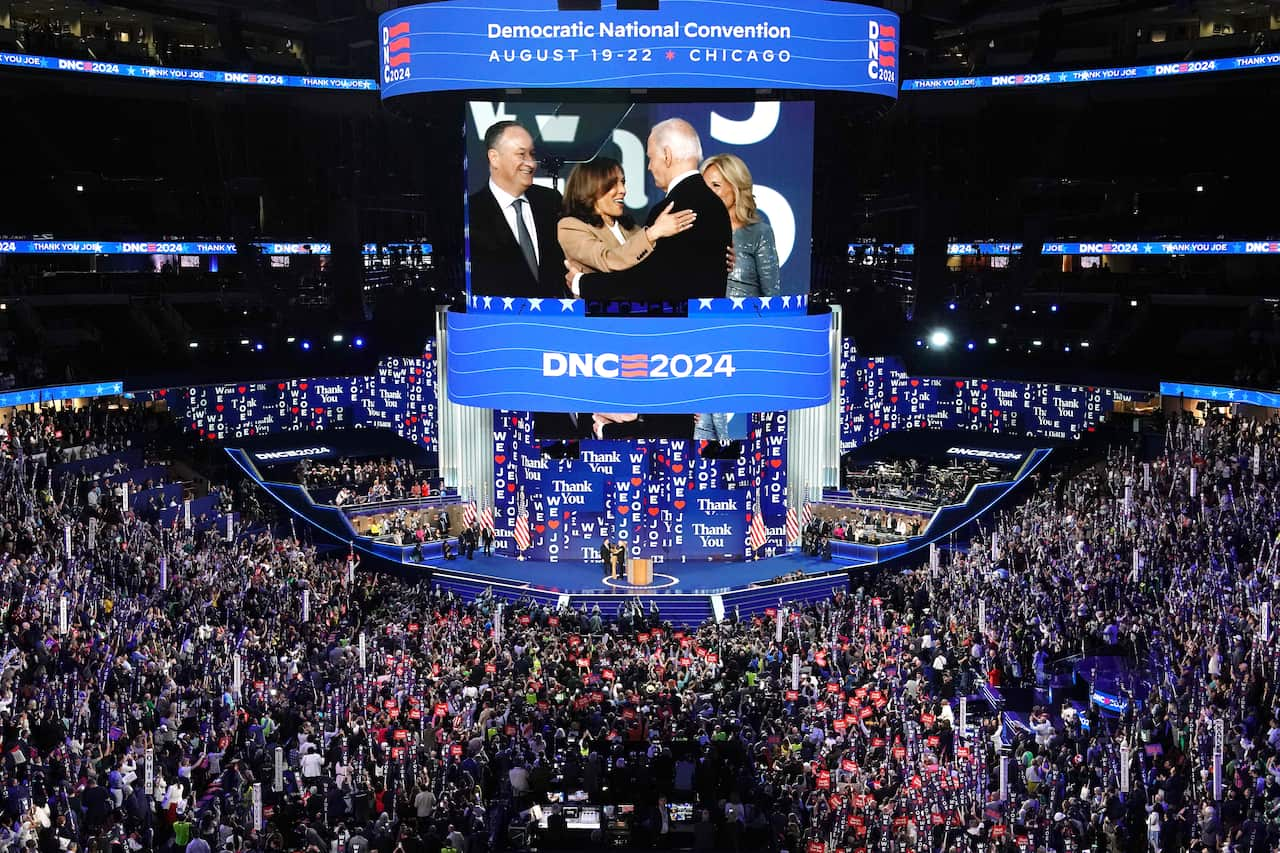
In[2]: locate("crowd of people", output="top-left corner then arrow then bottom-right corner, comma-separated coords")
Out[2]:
842,457 -> 1001,510
0,400 -> 1275,853
296,459 -> 440,508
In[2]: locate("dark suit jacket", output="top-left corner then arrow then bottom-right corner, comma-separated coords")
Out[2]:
468,183 -> 566,298
578,173 -> 732,305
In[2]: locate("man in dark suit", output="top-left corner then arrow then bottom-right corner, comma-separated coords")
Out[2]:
468,120 -> 566,298
566,117 -> 732,307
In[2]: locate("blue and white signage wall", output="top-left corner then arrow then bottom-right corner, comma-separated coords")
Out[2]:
379,0 -> 900,98
491,411 -> 789,564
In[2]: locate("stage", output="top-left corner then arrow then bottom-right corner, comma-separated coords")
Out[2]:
421,550 -> 861,596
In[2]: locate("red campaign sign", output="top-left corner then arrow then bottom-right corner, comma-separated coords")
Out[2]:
577,658 -> 591,668
622,707 -> 637,720
407,622 -> 420,633
253,681 -> 265,690
868,690 -> 883,702
832,719 -> 847,733
706,652 -> 720,665
854,687 -> 868,699
695,646 -> 708,658
450,743 -> 463,757
785,689 -> 800,701
892,746 -> 906,760
547,616 -> 559,627
408,709 -> 422,720
875,697 -> 888,709
826,682 -> 841,694
910,775 -> 923,789
393,729 -> 408,741
602,668 -> 616,680
471,638 -> 482,649
860,706 -> 874,719
519,615 -> 531,625
536,700 -> 549,711
384,699 -> 397,710
574,696 -> 590,711
817,770 -> 831,789
568,634 -> 580,646
927,735 -> 940,748
991,825 -> 1007,839
638,632 -> 651,643
679,657 -> 693,667
807,842 -> 826,853
461,616 -> 472,626
870,597 -> 882,607
843,713 -> 858,727
841,758 -> 857,772
387,708 -> 399,719
921,713 -> 936,726
871,737 -> 886,748
765,607 -> 777,617
956,746 -> 971,759
828,794 -> 842,810
433,703 -> 448,717
650,628 -> 663,638
815,700 -> 827,712
391,746 -> 405,759
893,816 -> 909,828
847,814 -> 864,827
847,696 -> 859,709
680,637 -> 691,648
408,696 -> 421,707
591,690 -> 605,702
485,663 -> 497,674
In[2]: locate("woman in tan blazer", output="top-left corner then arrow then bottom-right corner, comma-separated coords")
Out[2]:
557,156 -> 694,274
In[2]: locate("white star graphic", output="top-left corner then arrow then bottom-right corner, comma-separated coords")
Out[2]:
731,297 -> 747,311
482,296 -> 493,310
559,299 -> 576,312
527,298 -> 544,312
696,298 -> 714,311
759,297 -> 773,310
781,295 -> 793,309
501,297 -> 516,311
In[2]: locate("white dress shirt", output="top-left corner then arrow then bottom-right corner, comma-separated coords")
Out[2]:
488,179 -> 540,263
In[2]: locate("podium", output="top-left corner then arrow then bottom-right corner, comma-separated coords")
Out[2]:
627,558 -> 653,586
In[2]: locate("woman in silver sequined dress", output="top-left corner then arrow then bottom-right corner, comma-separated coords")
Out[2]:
696,154 -> 781,441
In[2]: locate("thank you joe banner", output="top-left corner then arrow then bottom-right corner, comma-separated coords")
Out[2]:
446,311 -> 832,413
379,0 -> 900,98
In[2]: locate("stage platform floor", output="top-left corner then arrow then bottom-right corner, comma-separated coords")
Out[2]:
424,550 -> 866,596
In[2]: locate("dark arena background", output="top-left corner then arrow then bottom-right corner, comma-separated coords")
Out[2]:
1,1 -> 1279,851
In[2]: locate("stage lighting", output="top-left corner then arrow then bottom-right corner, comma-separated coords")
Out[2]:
332,334 -> 344,343
1050,304 -> 1058,312
75,185 -> 83,193
928,329 -> 951,348
966,341 -> 975,351
353,337 -> 365,348
1081,341 -> 1090,348
286,336 -> 296,343
255,343 -> 264,351
987,337 -> 998,345
240,339 -> 250,346
1130,299 -> 1139,307
188,341 -> 199,349
301,340 -> 312,351
948,302 -> 957,311
1032,339 -> 1043,347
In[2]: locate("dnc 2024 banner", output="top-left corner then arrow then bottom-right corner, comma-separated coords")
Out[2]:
378,0 -> 900,98
447,310 -> 831,414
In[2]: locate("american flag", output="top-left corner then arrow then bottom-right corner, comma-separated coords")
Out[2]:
462,499 -> 477,527
513,492 -> 530,552
785,505 -> 800,545
749,491 -> 767,554
480,505 -> 494,534
800,496 -> 815,528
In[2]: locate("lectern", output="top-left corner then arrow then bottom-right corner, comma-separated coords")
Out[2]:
628,558 -> 652,586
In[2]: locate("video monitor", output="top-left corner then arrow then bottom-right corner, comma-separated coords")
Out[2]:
667,802 -> 695,823
463,99 -> 813,306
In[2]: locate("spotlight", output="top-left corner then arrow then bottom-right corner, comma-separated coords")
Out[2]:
915,339 -> 923,347
1196,185 -> 1204,192
948,302 -> 957,311
240,339 -> 250,346
1013,304 -> 1021,312
966,341 -> 975,351
188,341 -> 199,349
1130,299 -> 1139,307
1081,341 -> 1090,348
332,334 -> 344,343
286,336 -> 296,343
75,185 -> 84,193
254,343 -> 264,351
301,340 -> 312,351
928,329 -> 951,349
1050,304 -> 1058,312
987,337 -> 998,345
353,337 -> 365,348
1032,339 -> 1043,347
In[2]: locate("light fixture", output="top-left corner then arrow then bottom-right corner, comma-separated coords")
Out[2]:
240,339 -> 250,346
353,337 -> 365,348
332,334 -> 344,343
1013,304 -> 1021,312
1063,345 -> 1071,352
987,337 -> 998,345
188,341 -> 199,349
928,329 -> 951,348
1032,339 -> 1043,347
301,340 -> 312,351
255,343 -> 264,351
1196,185 -> 1204,192
1050,304 -> 1058,312
75,185 -> 84,193
1130,299 -> 1139,307
966,341 -> 975,351
948,302 -> 957,311
286,336 -> 296,343
1081,341 -> 1090,348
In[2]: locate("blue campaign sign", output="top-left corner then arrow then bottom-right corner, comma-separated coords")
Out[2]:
680,488 -> 747,560
0,240 -> 238,255
446,310 -> 831,413
901,52 -> 1280,92
378,0 -> 900,98
0,51 -> 376,91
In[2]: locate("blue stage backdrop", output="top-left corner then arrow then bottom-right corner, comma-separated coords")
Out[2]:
837,338 -> 1152,452
490,411 -> 789,565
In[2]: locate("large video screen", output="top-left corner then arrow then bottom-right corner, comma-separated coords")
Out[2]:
463,99 -> 813,303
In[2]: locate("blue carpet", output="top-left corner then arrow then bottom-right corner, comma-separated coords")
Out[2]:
425,550 -> 865,595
